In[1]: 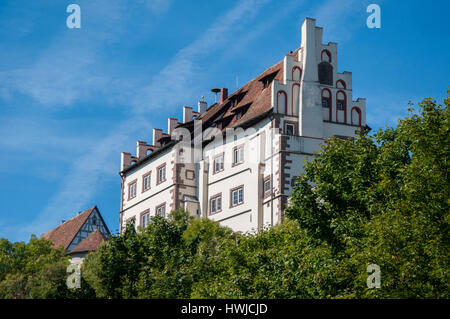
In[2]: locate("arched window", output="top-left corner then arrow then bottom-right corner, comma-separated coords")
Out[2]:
318,62 -> 333,85
292,66 -> 302,82
277,90 -> 287,114
321,88 -> 332,121
351,107 -> 362,126
321,49 -> 331,63
336,79 -> 346,89
336,91 -> 347,123
322,89 -> 331,108
336,91 -> 346,110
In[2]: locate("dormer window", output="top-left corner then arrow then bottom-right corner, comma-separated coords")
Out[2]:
260,71 -> 278,89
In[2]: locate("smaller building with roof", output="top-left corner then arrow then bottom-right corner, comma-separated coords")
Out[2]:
40,206 -> 110,264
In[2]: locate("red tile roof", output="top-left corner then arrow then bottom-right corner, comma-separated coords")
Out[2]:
120,55 -> 290,174
195,59 -> 284,130
67,229 -> 107,254
40,206 -> 96,251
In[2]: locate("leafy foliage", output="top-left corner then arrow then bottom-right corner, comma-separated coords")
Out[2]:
0,235 -> 71,298
2,92 -> 448,299
286,92 -> 450,298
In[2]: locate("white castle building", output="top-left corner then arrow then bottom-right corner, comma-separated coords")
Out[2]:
118,18 -> 367,233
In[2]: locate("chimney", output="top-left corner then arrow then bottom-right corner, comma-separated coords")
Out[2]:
168,117 -> 178,135
183,106 -> 194,123
198,98 -> 207,115
220,88 -> 228,103
153,128 -> 163,147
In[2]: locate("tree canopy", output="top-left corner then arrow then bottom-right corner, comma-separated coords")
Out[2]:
1,91 -> 448,299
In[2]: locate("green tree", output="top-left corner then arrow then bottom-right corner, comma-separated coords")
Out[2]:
286,91 -> 450,298
0,235 -> 71,298
82,209 -> 234,298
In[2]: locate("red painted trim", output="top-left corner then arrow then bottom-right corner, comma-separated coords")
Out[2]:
321,88 -> 332,121
291,83 -> 300,115
336,90 -> 347,124
321,49 -> 332,63
277,90 -> 287,114
351,106 -> 362,126
336,79 -> 346,89
292,66 -> 302,81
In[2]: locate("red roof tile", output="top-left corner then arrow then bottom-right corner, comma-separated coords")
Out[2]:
40,206 -> 96,250
67,229 -> 107,254
194,59 -> 284,131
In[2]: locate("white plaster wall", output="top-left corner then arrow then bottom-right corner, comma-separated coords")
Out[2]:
122,148 -> 175,229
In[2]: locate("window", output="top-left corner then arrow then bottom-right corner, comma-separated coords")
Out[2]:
263,178 -> 271,195
156,204 -> 166,218
141,211 -> 150,228
210,194 -> 222,214
236,112 -> 241,120
126,216 -> 136,229
233,146 -> 244,165
321,49 -> 331,63
157,164 -> 166,184
336,80 -> 346,89
322,89 -> 331,108
128,180 -> 137,199
337,91 -> 346,110
318,62 -> 333,86
285,123 -> 295,136
231,186 -> 244,207
142,172 -> 151,192
213,153 -> 224,174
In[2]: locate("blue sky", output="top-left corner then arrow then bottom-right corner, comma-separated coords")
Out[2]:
0,0 -> 449,242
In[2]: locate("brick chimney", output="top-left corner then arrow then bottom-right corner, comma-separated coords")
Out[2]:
220,88 -> 228,103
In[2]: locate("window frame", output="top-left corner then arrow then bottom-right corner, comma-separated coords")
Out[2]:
156,203 -> 166,218
284,121 -> 297,136
263,176 -> 271,198
230,185 -> 244,208
156,163 -> 167,185
140,209 -> 150,228
213,152 -> 224,174
232,144 -> 244,167
209,193 -> 222,215
128,179 -> 137,200
125,216 -> 136,230
142,171 -> 151,193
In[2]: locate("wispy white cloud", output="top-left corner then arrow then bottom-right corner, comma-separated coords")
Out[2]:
0,0 -> 171,108
11,116 -> 150,239
4,0 -> 274,241
130,0 -> 272,114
